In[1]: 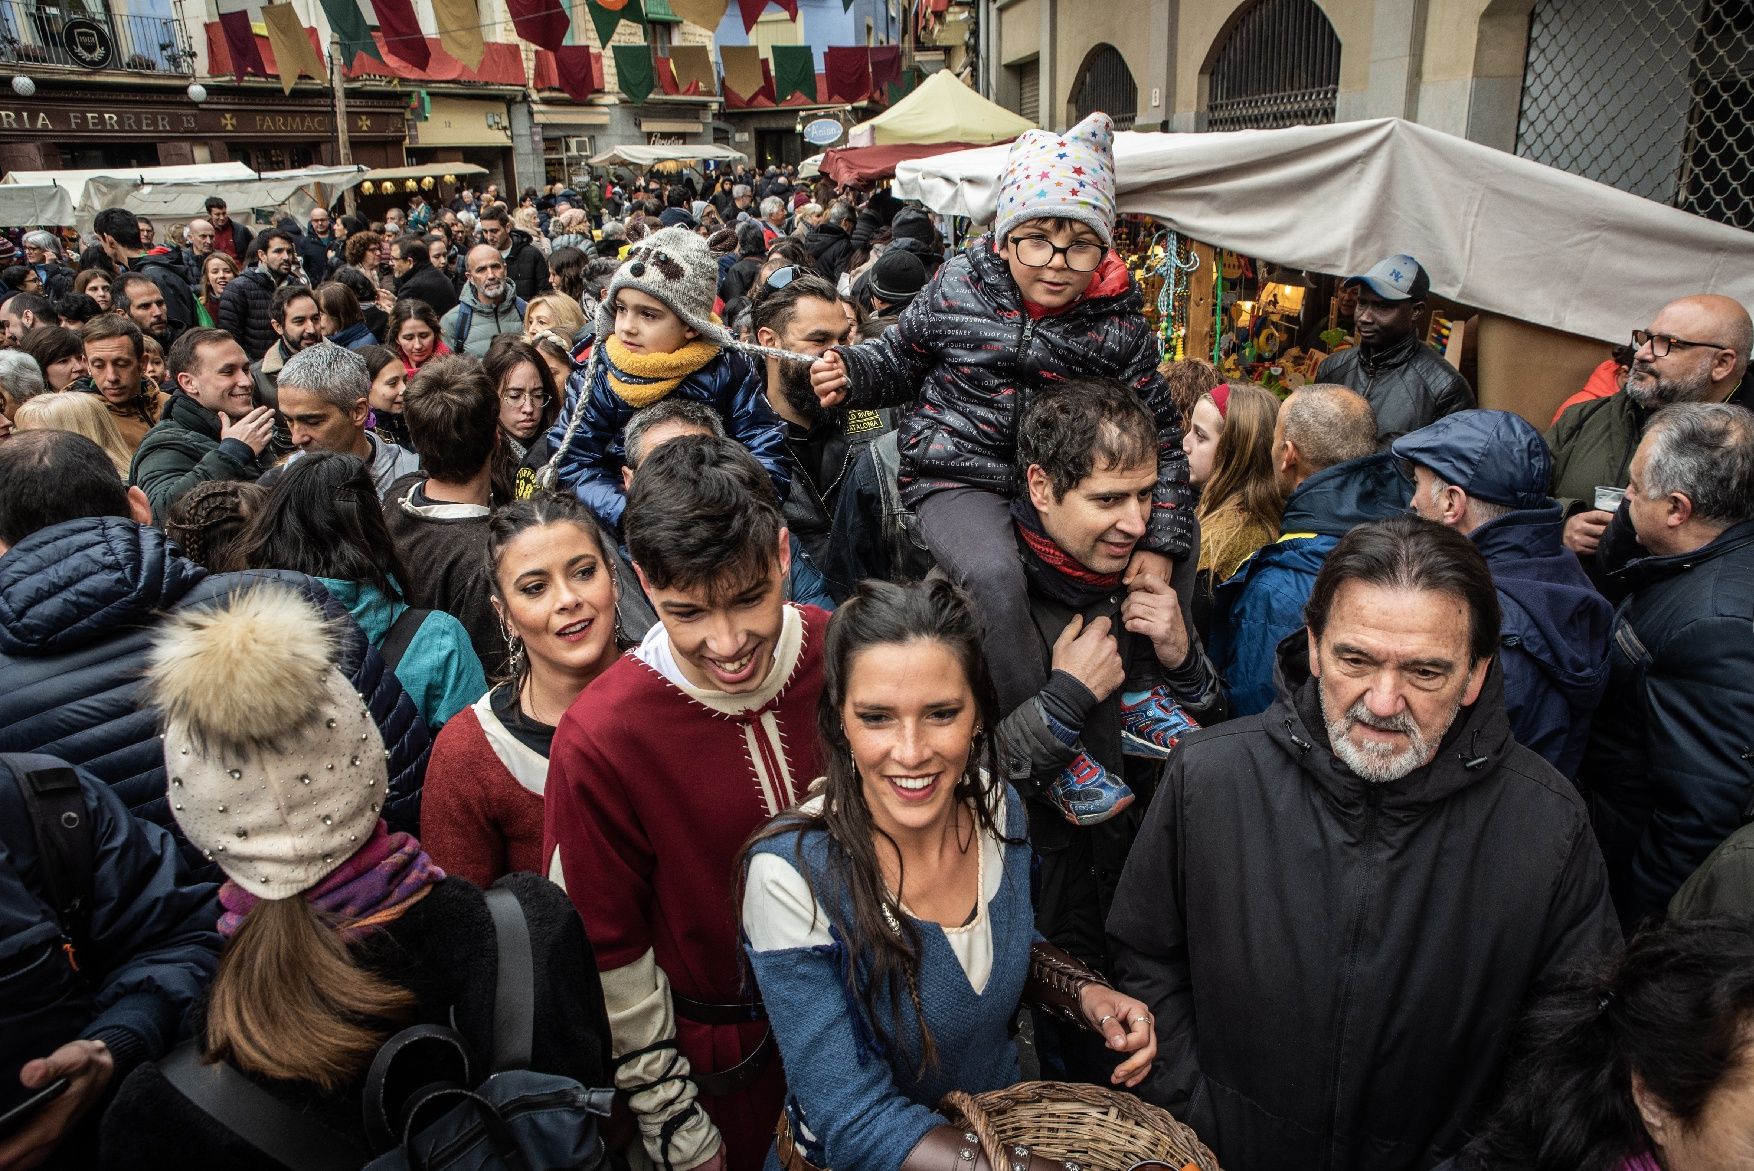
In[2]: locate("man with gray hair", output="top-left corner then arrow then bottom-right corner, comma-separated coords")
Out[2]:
1581,400 -> 1754,927
0,348 -> 47,402
758,194 -> 788,242
275,342 -> 418,497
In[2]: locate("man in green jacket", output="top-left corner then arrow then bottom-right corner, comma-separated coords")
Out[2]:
129,327 -> 275,523
1547,294 -> 1751,559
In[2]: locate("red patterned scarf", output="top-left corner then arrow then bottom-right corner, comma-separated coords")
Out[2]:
217,821 -> 444,940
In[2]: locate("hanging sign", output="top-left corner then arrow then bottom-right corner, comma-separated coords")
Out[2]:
803,117 -> 842,146
62,18 -> 116,70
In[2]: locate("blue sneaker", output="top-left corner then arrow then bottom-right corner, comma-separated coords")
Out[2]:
1120,686 -> 1199,760
1047,751 -> 1134,827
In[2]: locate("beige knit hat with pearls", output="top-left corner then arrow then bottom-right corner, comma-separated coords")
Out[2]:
143,584 -> 387,899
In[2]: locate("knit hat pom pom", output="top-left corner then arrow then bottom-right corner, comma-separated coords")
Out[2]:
145,585 -> 340,760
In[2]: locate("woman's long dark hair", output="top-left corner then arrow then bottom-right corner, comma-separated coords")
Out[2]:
388,298 -> 442,358
1461,915 -> 1754,1171
236,452 -> 411,602
484,492 -> 612,690
738,578 -> 1010,1076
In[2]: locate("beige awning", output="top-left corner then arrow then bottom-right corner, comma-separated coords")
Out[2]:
360,163 -> 489,183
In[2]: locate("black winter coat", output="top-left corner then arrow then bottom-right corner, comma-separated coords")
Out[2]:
1581,519 -> 1754,928
1316,333 -> 1474,442
802,222 -> 854,281
1108,640 -> 1619,1171
101,873 -> 611,1171
504,229 -> 550,301
394,259 -> 460,315
128,392 -> 267,524
836,236 -> 1194,559
130,250 -> 198,337
0,518 -> 431,879
214,268 -> 284,361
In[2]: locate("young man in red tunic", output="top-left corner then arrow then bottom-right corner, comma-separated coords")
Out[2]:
545,434 -> 828,1171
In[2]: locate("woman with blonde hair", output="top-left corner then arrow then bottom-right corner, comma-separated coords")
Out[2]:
523,292 -> 585,343
511,206 -> 549,256
14,390 -> 136,476
1183,382 -> 1283,639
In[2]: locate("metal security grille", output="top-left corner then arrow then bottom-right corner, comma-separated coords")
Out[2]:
1017,58 -> 1040,125
1516,0 -> 1754,230
1072,44 -> 1138,130
1204,0 -> 1340,131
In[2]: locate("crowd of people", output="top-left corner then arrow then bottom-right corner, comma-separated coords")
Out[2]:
1,110 -> 1753,1171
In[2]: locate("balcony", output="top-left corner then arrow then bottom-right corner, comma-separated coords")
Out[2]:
0,0 -> 195,76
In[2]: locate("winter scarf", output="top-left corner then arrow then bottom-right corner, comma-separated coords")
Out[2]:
399,339 -> 453,378
217,821 -> 444,940
602,334 -> 721,408
1012,493 -> 1122,609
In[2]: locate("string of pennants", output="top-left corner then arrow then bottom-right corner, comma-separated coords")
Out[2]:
213,0 -> 923,105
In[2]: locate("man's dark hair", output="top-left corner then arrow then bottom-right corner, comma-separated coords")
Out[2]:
80,313 -> 144,358
203,196 -> 227,214
255,229 -> 298,259
167,327 -> 238,384
270,282 -> 317,326
751,272 -> 840,337
0,430 -> 131,545
392,235 -> 429,266
93,207 -> 143,249
53,293 -> 101,324
328,265 -> 378,307
5,292 -> 52,322
1305,514 -> 1501,665
1017,376 -> 1159,498
111,273 -> 157,313
666,187 -> 688,210
402,354 -> 499,482
625,434 -> 783,598
735,223 -> 767,259
478,205 -> 508,227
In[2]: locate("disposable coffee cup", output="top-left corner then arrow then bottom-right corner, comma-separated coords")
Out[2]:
1594,486 -> 1626,512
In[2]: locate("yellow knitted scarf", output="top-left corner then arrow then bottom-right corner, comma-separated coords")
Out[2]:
603,335 -> 722,408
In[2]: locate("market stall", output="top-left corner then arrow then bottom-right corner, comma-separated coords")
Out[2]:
356,163 -> 486,217
587,143 -> 749,168
0,184 -> 77,227
847,70 -> 1034,147
82,166 -> 366,232
819,140 -> 998,187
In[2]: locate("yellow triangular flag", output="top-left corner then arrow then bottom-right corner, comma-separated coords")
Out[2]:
261,3 -> 327,94
433,0 -> 484,70
667,0 -> 727,30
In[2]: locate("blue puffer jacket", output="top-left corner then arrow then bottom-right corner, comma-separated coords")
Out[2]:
1210,453 -> 1410,716
1471,505 -> 1612,778
0,518 -> 431,877
545,343 -> 790,531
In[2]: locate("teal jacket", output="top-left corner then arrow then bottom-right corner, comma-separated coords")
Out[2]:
317,577 -> 487,731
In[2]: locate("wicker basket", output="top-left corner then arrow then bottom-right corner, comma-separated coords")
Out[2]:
941,1082 -> 1222,1171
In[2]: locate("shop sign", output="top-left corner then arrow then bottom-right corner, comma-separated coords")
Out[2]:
647,133 -> 684,146
0,99 -> 403,140
803,117 -> 842,146
61,18 -> 114,71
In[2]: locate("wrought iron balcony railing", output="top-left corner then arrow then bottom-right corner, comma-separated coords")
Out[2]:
0,1 -> 196,76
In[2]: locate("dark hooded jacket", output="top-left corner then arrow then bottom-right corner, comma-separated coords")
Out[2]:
395,253 -> 460,316
802,221 -> 855,281
1470,505 -> 1612,778
1209,452 -> 1409,716
1580,519 -> 1754,929
128,391 -> 269,524
0,518 -> 430,879
1108,639 -> 1620,1171
129,248 -> 198,338
503,228 -> 550,300
1316,332 -> 1475,443
834,236 -> 1194,559
214,267 -> 287,362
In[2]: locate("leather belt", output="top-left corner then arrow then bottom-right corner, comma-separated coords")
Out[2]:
775,1112 -> 828,1171
672,991 -> 767,1026
691,1029 -> 774,1098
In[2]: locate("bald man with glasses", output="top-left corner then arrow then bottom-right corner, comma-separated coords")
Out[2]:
1547,294 -> 1753,559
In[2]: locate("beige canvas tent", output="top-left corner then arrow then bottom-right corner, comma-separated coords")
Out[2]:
848,70 -> 1034,147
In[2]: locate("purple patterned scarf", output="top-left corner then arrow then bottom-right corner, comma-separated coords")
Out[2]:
217,821 -> 445,940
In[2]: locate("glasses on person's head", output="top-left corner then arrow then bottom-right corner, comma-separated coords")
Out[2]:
1632,329 -> 1729,358
1008,235 -> 1105,272
765,265 -> 799,291
501,389 -> 550,407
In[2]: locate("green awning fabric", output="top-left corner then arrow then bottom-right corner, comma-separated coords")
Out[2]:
644,0 -> 681,22
771,44 -> 816,102
613,42 -> 656,103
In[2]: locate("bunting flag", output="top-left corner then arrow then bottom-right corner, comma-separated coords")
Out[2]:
771,44 -> 815,102
867,44 -> 900,96
586,0 -> 645,49
433,0 -> 484,68
823,45 -> 870,102
316,0 -> 383,65
719,43 -> 764,100
261,3 -> 326,91
736,0 -> 796,32
552,45 -> 600,101
666,0 -> 726,29
505,0 -> 567,50
372,0 -> 431,70
612,42 -> 655,103
215,0 -> 268,78
668,44 -> 715,91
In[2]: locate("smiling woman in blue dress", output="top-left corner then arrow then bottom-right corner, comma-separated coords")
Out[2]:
740,578 -> 1155,1171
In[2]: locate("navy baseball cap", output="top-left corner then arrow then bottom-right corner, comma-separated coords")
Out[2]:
1391,409 -> 1552,510
1343,254 -> 1430,301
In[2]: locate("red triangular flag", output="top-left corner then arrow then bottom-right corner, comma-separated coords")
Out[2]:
553,45 -> 599,102
506,0 -> 568,51
372,0 -> 431,69
215,0 -> 268,79
736,0 -> 797,33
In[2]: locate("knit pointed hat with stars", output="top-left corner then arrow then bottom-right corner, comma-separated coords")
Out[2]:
994,110 -> 1118,248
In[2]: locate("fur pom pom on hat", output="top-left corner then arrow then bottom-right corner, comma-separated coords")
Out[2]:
994,110 -> 1118,248
143,584 -> 386,900
597,225 -> 733,349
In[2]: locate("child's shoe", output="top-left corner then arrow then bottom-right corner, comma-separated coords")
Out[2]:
1120,686 -> 1199,760
1047,751 -> 1134,826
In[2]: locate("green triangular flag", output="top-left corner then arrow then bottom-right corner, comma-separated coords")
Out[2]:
613,42 -> 656,103
771,44 -> 816,102
316,0 -> 384,64
587,0 -> 646,50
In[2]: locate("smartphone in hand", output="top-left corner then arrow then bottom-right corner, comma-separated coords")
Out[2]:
0,1078 -> 68,1139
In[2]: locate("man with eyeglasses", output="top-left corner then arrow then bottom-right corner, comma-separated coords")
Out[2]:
1547,294 -> 1753,560
1315,254 -> 1474,444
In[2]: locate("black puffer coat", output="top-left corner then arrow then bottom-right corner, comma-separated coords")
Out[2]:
1108,641 -> 1620,1171
0,518 -> 431,878
504,229 -> 550,301
214,268 -> 284,361
836,235 -> 1194,558
1316,332 -> 1474,443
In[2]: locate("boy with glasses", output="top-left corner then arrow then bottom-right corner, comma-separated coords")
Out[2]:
807,112 -> 1195,825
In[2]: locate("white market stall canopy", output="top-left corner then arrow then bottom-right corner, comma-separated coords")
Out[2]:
81,166 -> 367,232
2,162 -> 255,216
894,117 -> 1754,345
849,70 -> 1034,147
588,143 -> 748,167
0,184 -> 76,226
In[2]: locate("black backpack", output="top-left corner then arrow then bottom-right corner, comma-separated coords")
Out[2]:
159,884 -> 613,1171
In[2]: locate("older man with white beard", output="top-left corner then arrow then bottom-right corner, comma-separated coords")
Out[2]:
1108,515 -> 1620,1171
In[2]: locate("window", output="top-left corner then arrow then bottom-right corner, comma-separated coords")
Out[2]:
1072,44 -> 1137,130
1203,0 -> 1340,132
